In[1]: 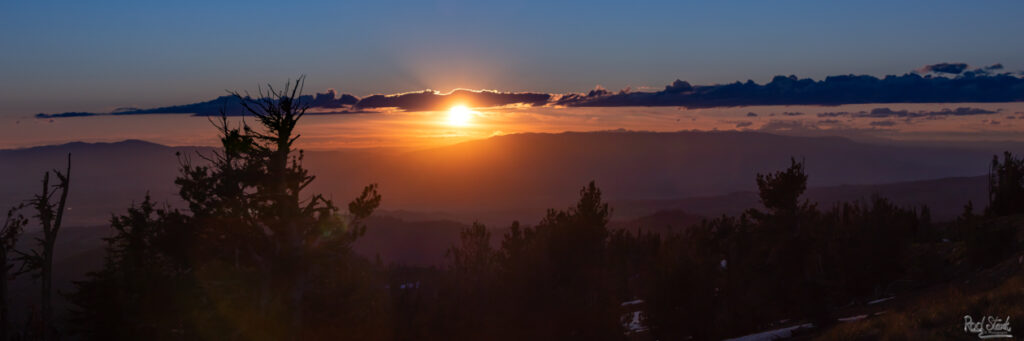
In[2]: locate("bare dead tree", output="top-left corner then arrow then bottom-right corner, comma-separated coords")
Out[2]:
232,77 -> 314,336
18,154 -> 71,341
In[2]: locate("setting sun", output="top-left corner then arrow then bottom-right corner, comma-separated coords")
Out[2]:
447,105 -> 475,126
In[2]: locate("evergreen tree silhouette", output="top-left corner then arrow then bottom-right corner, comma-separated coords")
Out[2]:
71,78 -> 383,340
748,157 -> 814,220
68,196 -> 197,339
496,181 -> 624,340
1,205 -> 28,341
986,151 -> 1024,216
176,76 -> 382,339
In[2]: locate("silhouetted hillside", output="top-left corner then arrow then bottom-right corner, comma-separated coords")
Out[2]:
2,131 -> 1014,225
0,140 -> 210,225
617,175 -> 988,222
607,209 -> 705,235
306,131 -> 1012,224
354,216 -> 469,266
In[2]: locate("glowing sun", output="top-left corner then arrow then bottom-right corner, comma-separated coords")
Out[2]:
447,105 -> 475,126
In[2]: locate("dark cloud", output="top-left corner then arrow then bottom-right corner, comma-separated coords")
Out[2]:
984,64 -> 1004,71
816,107 -> 999,119
36,88 -> 550,117
113,95 -> 261,116
37,89 -> 362,118
34,112 -> 97,118
33,64 -> 1024,118
757,120 -> 818,132
870,120 -> 897,127
963,63 -> 1011,77
112,107 -> 141,113
818,111 -> 866,118
918,62 -> 969,75
663,80 -> 694,93
556,70 -> 1024,108
354,89 -> 550,111
311,89 -> 359,108
781,112 -> 804,116
734,121 -> 753,128
755,119 -> 895,140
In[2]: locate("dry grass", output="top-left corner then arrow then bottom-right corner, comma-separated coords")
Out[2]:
816,271 -> 1024,340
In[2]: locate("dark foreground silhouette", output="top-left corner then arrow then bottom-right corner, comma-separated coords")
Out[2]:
4,79 -> 1023,340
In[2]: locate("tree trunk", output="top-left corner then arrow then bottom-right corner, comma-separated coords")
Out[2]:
41,243 -> 53,341
41,154 -> 70,341
290,270 -> 305,341
1,248 -> 9,341
286,220 -> 304,340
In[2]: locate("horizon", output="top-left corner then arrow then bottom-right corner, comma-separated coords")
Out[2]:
5,101 -> 1024,150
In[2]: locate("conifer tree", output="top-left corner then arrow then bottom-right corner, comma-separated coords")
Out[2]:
986,151 -> 1024,216
72,78 -> 382,339
1,205 -> 28,341
174,76 -> 382,338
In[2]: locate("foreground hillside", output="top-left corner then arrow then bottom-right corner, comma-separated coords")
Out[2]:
810,215 -> 1024,340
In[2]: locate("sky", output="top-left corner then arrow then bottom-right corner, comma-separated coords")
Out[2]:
3,0 -> 1024,115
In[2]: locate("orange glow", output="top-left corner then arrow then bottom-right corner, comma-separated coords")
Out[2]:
6,103 -> 1024,151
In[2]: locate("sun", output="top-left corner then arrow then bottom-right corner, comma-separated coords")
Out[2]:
447,105 -> 475,126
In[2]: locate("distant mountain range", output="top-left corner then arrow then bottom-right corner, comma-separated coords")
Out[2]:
2,131 -> 1012,227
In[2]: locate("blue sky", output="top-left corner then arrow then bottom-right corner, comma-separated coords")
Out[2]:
2,0 -> 1023,114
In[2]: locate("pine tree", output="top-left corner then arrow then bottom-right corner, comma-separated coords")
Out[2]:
1,205 -> 28,341
173,76 -> 382,338
71,77 -> 383,339
986,151 -> 1024,216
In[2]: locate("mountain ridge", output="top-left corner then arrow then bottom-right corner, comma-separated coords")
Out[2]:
1,131 -> 1012,226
